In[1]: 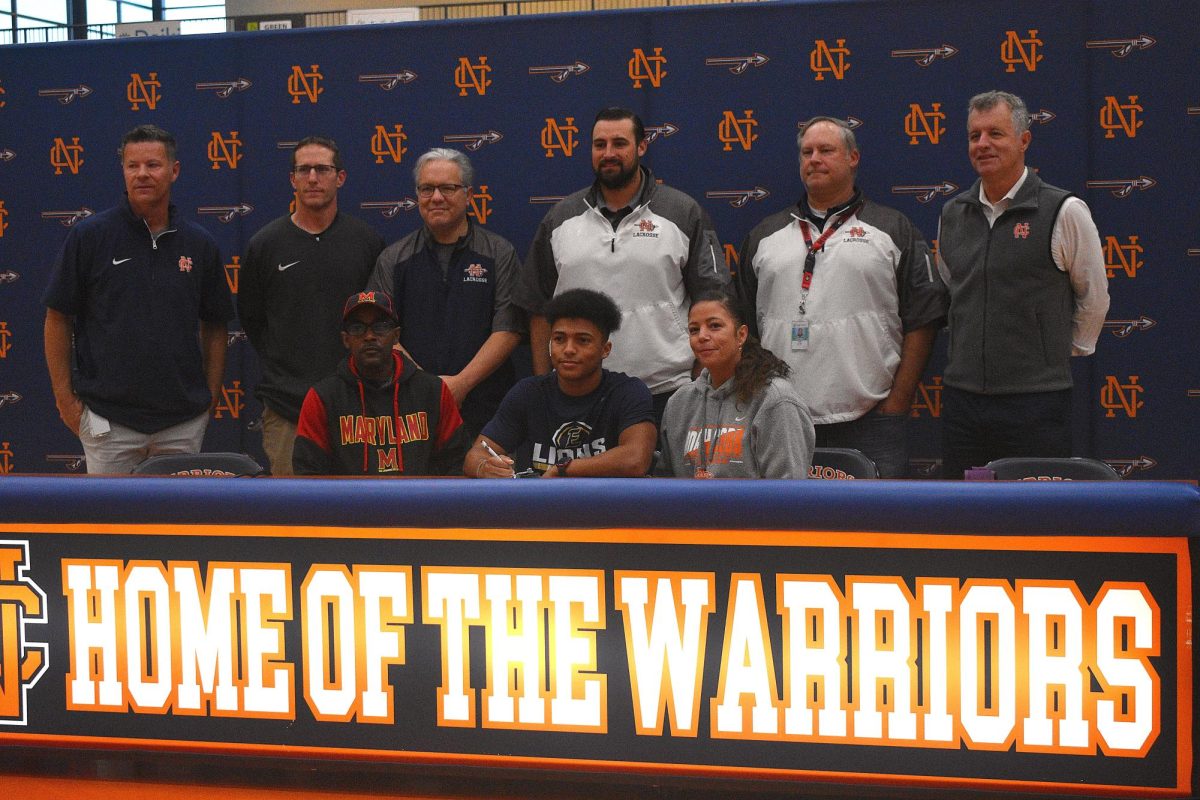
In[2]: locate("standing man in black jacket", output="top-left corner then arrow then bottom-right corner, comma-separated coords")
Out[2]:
239,136 -> 385,474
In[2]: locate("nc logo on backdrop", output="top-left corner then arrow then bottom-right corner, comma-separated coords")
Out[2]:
0,443 -> 13,474
371,125 -> 407,164
224,256 -> 240,294
0,321 -> 11,359
911,377 -> 942,418
541,117 -> 579,158
905,103 -> 946,145
467,186 -> 492,225
127,72 -> 161,111
718,110 -> 758,152
810,39 -> 850,80
454,57 -> 491,96
0,541 -> 48,725
288,65 -> 323,104
1001,29 -> 1043,72
628,48 -> 667,88
208,131 -> 243,170
214,381 -> 245,420
1100,95 -> 1144,138
1101,376 -> 1144,419
0,200 -> 8,236
50,136 -> 84,176
1103,235 -> 1143,279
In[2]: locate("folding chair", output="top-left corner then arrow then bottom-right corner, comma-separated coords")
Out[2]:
809,447 -> 879,479
984,457 -> 1121,481
132,452 -> 267,477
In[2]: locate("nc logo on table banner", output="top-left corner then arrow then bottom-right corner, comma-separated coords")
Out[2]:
126,72 -> 161,111
0,542 -> 48,725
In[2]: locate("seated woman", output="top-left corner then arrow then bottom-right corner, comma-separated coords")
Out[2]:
658,291 -> 814,478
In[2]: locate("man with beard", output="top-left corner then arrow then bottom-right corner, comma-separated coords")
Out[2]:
292,291 -> 470,476
238,136 -> 385,475
516,107 -> 729,424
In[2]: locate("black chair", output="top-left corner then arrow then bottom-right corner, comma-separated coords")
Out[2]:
809,447 -> 879,479
132,452 -> 267,477
984,457 -> 1121,481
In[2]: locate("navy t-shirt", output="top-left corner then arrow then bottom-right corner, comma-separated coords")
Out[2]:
482,369 -> 654,473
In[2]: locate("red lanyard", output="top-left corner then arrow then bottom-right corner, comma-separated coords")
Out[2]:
799,200 -> 862,292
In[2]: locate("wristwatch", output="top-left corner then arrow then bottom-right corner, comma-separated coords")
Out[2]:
555,451 -> 574,478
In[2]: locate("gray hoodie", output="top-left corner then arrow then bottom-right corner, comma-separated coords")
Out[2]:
658,370 -> 814,479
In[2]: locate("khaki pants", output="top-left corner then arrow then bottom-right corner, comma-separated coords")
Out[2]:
260,405 -> 298,476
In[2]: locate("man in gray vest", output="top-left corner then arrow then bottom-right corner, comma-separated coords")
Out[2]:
936,90 -> 1109,478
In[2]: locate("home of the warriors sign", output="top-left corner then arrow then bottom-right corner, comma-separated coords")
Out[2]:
0,525 -> 1190,796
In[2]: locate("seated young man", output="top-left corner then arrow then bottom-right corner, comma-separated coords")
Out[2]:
466,288 -> 655,478
293,291 -> 471,475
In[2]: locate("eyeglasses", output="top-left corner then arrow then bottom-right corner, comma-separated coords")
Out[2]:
416,183 -> 467,198
292,164 -> 339,177
343,321 -> 397,336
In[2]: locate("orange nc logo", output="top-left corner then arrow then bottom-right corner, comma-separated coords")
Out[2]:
0,442 -> 11,473
1104,235 -> 1143,278
126,72 -> 161,111
1100,95 -> 1144,139
723,243 -> 739,277
1100,375 -> 1144,418
207,131 -> 243,170
540,117 -> 579,158
224,255 -> 240,294
288,65 -> 323,104
50,136 -> 84,176
0,321 -> 11,359
371,124 -> 408,165
0,541 -> 47,724
467,185 -> 492,225
718,110 -> 758,152
0,80 -> 5,108
628,47 -> 667,89
213,380 -> 245,420
810,38 -> 851,81
911,376 -> 942,418
904,102 -> 946,145
0,200 -> 8,237
1001,29 -> 1043,73
454,56 -> 492,97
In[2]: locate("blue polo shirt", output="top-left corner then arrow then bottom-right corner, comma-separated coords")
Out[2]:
42,199 -> 234,433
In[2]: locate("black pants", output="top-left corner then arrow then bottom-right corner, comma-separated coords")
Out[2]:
941,386 -> 1072,479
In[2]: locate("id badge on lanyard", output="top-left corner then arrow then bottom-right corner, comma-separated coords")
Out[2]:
792,200 -> 861,352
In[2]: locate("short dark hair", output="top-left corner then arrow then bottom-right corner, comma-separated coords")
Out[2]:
544,289 -> 622,340
593,107 -> 645,145
292,135 -> 343,171
118,125 -> 176,162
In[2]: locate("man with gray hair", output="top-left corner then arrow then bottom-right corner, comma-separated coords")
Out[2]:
738,116 -> 947,477
366,148 -> 524,437
936,91 -> 1108,478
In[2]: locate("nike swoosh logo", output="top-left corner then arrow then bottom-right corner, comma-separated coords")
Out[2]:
734,416 -> 746,421
112,258 -> 132,265
278,261 -> 300,272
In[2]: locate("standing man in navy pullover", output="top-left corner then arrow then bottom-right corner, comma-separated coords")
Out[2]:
43,124 -> 233,474
366,148 -> 524,440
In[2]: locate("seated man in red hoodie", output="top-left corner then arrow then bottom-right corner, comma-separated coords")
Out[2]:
293,291 -> 470,475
